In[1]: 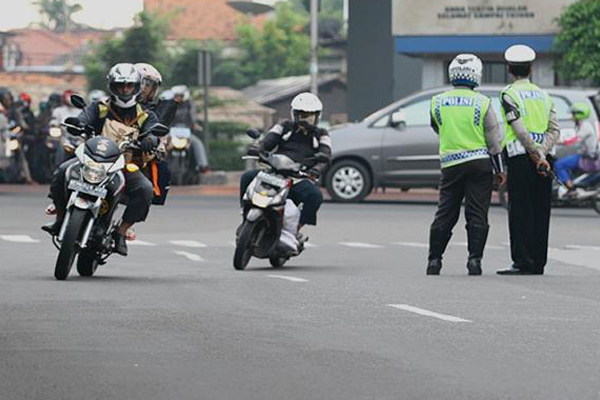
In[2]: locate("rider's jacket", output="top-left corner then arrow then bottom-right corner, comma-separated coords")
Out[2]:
141,99 -> 178,127
259,120 -> 332,175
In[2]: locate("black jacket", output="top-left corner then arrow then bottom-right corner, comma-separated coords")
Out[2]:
142,99 -> 178,127
259,120 -> 332,174
77,101 -> 159,135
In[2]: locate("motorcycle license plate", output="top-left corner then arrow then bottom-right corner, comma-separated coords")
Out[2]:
68,180 -> 108,198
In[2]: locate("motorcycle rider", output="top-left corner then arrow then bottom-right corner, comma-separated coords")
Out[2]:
0,89 -> 33,183
426,54 -> 504,276
239,92 -> 332,237
135,63 -> 178,127
51,90 -> 82,163
554,102 -> 599,198
42,63 -> 161,257
171,84 -> 208,173
88,89 -> 108,104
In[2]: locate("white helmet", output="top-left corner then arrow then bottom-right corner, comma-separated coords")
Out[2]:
88,89 -> 107,104
171,85 -> 190,101
290,92 -> 323,125
107,63 -> 141,108
158,89 -> 174,101
448,54 -> 483,88
135,63 -> 162,85
505,44 -> 536,64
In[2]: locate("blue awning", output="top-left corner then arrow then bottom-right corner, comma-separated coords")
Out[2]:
395,35 -> 556,55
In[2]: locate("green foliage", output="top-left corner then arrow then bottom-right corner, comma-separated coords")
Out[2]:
555,0 -> 600,84
208,139 -> 246,171
84,12 -> 170,90
34,0 -> 82,32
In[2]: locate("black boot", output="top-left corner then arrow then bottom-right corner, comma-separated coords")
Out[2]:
41,219 -> 62,236
466,224 -> 489,276
427,228 -> 452,275
112,231 -> 128,257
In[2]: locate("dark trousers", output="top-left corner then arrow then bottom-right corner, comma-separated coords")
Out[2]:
240,169 -> 323,226
429,159 -> 492,259
50,158 -> 154,224
506,154 -> 552,273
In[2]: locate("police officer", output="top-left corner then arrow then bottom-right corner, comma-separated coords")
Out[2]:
427,54 -> 504,276
496,45 -> 560,275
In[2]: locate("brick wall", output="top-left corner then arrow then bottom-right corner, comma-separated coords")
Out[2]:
0,72 -> 87,108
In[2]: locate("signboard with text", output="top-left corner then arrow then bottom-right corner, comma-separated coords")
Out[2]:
392,0 -> 575,36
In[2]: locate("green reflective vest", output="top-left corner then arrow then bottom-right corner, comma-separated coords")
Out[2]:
501,79 -> 553,156
431,88 -> 490,169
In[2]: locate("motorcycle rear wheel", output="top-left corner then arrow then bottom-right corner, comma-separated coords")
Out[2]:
233,221 -> 256,270
269,257 -> 288,268
77,250 -> 99,277
54,208 -> 87,280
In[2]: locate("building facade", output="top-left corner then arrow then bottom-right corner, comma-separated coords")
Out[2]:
348,0 -> 577,121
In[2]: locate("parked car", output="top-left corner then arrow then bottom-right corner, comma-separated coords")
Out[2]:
325,85 -> 600,202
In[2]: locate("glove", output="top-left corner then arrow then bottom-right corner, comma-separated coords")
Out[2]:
140,136 -> 158,152
247,142 -> 261,156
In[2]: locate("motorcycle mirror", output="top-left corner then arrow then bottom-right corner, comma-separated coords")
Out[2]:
70,94 -> 87,109
246,128 -> 261,139
64,116 -> 81,127
150,123 -> 170,137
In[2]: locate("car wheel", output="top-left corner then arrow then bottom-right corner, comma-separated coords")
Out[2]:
326,160 -> 372,202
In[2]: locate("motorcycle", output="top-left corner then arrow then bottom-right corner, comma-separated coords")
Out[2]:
166,125 -> 205,185
48,94 -> 169,280
234,130 -> 329,270
35,123 -> 64,183
0,122 -> 30,183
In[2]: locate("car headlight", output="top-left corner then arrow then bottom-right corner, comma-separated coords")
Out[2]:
49,127 -> 62,138
172,137 -> 188,150
8,139 -> 19,151
82,160 -> 107,184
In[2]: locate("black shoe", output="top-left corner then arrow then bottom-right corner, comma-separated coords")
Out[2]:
426,259 -> 442,275
41,220 -> 62,236
112,232 -> 128,257
466,259 -> 482,276
496,267 -> 542,275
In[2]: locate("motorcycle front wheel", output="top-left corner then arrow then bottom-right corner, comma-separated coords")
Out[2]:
233,220 -> 257,270
54,208 -> 88,280
76,249 -> 99,277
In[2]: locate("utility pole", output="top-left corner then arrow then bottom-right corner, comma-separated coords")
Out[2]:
198,50 -> 212,161
309,0 -> 319,95
64,0 -> 73,72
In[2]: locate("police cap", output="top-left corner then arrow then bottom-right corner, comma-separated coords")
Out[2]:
504,45 -> 536,64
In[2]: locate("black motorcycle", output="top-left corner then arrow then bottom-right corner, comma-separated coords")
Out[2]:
0,122 -> 30,183
167,125 -> 204,185
234,130 -> 329,270
48,95 -> 168,280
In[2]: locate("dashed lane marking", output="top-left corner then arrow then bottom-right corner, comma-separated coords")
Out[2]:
0,235 -> 39,243
170,240 -> 208,248
128,240 -> 157,246
392,242 -> 428,248
266,275 -> 309,283
173,251 -> 204,262
563,244 -> 600,251
388,304 -> 472,323
340,242 -> 385,249
303,242 -> 318,248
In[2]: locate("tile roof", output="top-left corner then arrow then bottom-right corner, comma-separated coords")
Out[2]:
144,0 -> 266,41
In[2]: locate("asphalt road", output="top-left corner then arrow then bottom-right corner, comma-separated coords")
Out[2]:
1,192 -> 600,400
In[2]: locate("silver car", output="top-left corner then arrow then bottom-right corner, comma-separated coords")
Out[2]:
325,85 -> 599,202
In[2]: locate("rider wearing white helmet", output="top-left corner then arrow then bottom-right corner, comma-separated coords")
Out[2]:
135,63 -> 179,127
239,92 -> 332,231
426,54 -> 504,276
496,44 -> 560,276
44,63 -> 161,256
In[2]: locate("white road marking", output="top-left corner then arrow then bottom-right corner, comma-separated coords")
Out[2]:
128,240 -> 156,246
173,251 -> 204,262
0,235 -> 39,243
388,304 -> 472,323
392,242 -> 428,248
340,242 -> 385,249
170,240 -> 207,248
266,275 -> 308,283
304,242 -> 318,248
564,244 -> 600,251
451,242 -> 468,247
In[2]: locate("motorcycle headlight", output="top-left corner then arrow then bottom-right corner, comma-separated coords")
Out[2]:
172,137 -> 188,150
8,139 -> 19,151
82,160 -> 107,184
49,127 -> 62,138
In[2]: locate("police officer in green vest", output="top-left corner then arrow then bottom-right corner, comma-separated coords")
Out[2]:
496,45 -> 560,275
427,54 -> 505,276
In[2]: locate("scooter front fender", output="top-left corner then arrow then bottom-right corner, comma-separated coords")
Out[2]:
246,208 -> 263,222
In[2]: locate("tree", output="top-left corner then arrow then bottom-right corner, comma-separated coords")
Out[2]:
84,12 -> 171,90
34,0 -> 82,32
214,2 -> 311,88
555,0 -> 600,84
